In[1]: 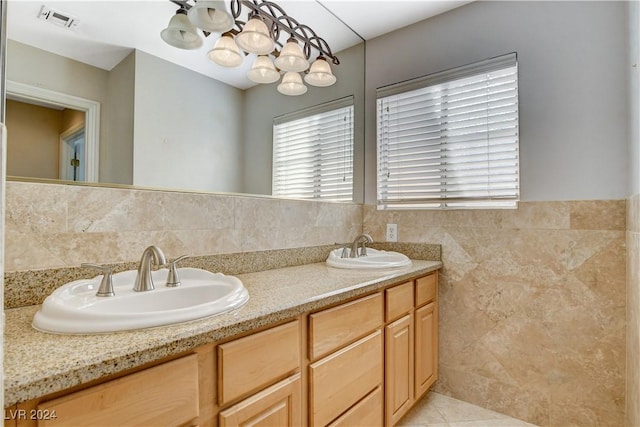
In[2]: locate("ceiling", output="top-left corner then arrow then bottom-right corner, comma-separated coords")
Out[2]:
7,0 -> 472,89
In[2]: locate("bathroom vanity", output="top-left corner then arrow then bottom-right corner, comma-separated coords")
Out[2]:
4,260 -> 441,427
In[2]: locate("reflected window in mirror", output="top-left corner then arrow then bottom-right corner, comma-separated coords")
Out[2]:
272,96 -> 354,201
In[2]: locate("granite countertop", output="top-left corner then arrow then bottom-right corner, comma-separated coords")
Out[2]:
4,260 -> 442,407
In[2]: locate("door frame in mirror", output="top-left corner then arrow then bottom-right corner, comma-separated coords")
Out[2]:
6,80 -> 100,182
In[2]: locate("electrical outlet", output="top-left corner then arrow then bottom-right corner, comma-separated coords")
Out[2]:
386,223 -> 398,242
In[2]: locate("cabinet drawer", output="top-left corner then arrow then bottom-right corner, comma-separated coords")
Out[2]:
218,320 -> 300,405
416,273 -> 437,307
219,373 -> 301,427
37,354 -> 199,427
309,329 -> 383,427
385,281 -> 414,322
327,386 -> 383,427
309,293 -> 383,360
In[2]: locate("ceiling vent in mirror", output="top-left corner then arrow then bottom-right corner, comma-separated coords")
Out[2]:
37,5 -> 78,29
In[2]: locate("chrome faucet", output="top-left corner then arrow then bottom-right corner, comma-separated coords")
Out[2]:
349,233 -> 374,258
133,245 -> 167,292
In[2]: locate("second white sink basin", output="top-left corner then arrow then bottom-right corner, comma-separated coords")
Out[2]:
33,268 -> 249,334
326,248 -> 412,270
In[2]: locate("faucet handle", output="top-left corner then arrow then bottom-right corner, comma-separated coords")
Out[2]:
81,263 -> 115,297
340,246 -> 350,259
166,255 -> 190,287
359,244 -> 368,257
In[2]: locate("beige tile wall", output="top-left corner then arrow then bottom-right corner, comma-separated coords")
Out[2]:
364,201 -> 626,427
4,183 -> 630,425
628,194 -> 640,427
4,181 -> 362,271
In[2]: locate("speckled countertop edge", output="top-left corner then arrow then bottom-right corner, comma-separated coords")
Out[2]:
4,260 -> 442,406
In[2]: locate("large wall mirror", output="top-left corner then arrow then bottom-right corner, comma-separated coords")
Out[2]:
3,1 -> 365,202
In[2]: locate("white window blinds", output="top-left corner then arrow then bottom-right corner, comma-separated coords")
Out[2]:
377,53 -> 519,210
273,97 -> 354,201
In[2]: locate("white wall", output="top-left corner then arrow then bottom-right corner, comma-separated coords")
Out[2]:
364,1 -> 628,203
133,50 -> 245,193
630,0 -> 640,197
103,51 -> 134,185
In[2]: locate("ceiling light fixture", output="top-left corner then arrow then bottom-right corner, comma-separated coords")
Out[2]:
163,0 -> 339,95
161,7 -> 203,50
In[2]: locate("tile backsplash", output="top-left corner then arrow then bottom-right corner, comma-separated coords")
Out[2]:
4,181 -> 362,271
627,194 -> 640,427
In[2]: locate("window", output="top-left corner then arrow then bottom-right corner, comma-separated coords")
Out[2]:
273,97 -> 354,201
377,53 -> 519,210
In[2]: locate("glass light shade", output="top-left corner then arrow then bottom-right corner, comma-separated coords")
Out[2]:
277,72 -> 307,96
208,35 -> 243,67
161,12 -> 203,50
247,56 -> 280,84
274,39 -> 309,72
235,17 -> 274,55
187,1 -> 234,33
304,57 -> 337,87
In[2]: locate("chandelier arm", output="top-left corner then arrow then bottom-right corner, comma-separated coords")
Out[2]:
236,0 -> 338,64
164,0 -> 339,65
169,0 -> 190,10
230,0 -> 242,19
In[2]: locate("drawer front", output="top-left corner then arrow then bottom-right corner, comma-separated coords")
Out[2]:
219,374 -> 301,427
309,293 -> 383,360
38,354 -> 199,427
218,320 -> 300,405
327,386 -> 383,427
385,281 -> 414,322
416,273 -> 438,307
309,329 -> 383,427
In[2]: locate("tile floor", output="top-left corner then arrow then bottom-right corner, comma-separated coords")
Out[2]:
397,392 -> 538,427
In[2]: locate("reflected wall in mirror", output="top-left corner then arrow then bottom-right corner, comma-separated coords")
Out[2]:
4,1 -> 365,202
6,99 -> 85,180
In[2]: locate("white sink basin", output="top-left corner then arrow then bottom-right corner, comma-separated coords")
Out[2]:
326,248 -> 412,270
33,268 -> 249,334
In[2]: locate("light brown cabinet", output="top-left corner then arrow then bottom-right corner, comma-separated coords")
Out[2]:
308,293 -> 384,427
384,272 -> 439,427
327,386 -> 383,427
217,320 -> 302,427
385,313 -> 414,426
414,273 -> 438,402
16,354 -> 199,427
309,293 -> 383,361
218,320 -> 300,406
219,374 -> 302,427
7,270 -> 439,427
415,302 -> 437,399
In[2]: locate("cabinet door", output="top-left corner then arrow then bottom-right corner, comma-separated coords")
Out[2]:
385,314 -> 414,427
219,374 -> 301,427
415,302 -> 437,399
